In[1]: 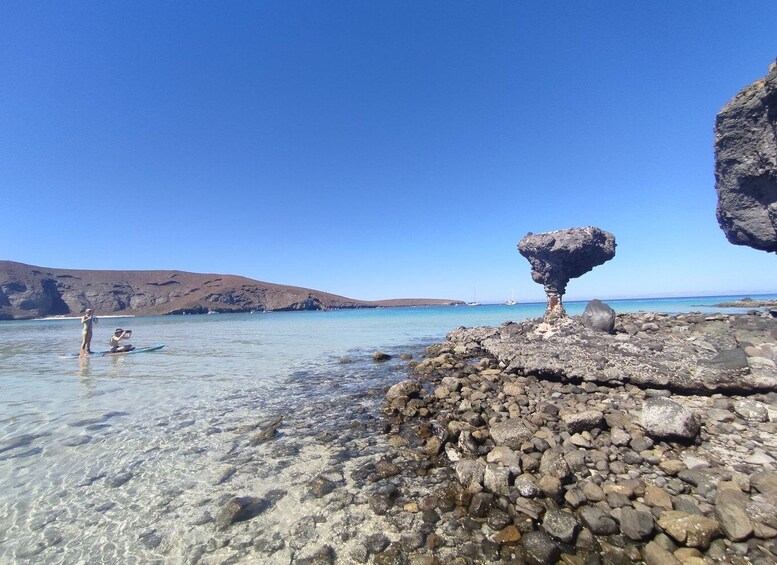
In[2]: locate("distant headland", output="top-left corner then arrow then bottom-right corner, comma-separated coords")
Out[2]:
0,260 -> 463,320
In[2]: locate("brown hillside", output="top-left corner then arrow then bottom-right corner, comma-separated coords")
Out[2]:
0,261 -> 462,320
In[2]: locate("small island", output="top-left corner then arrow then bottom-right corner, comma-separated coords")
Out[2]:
714,297 -> 777,309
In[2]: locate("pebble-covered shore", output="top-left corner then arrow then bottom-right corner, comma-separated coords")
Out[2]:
374,311 -> 777,564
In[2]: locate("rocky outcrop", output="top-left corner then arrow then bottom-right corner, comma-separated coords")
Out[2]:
715,59 -> 777,253
0,260 -> 462,320
381,314 -> 777,564
517,227 -> 616,320
446,311 -> 777,393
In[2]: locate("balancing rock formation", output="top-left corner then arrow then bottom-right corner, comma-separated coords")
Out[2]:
715,59 -> 777,253
518,227 -> 616,321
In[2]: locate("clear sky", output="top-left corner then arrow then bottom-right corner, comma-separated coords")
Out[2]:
2,2 -> 777,304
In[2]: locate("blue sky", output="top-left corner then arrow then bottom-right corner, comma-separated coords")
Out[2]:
2,2 -> 777,303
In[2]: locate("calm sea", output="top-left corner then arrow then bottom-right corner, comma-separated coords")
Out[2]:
0,295 -> 772,562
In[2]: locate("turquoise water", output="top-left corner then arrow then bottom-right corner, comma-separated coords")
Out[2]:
0,295 -> 773,562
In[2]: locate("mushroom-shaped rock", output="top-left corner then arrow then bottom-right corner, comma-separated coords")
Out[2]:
518,227 -> 616,320
715,59 -> 777,253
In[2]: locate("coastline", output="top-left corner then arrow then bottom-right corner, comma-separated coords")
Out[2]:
15,292 -> 777,324
3,300 -> 777,563
32,314 -> 137,321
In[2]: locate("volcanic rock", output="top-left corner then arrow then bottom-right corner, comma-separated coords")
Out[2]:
581,299 -> 616,333
517,227 -> 616,320
715,59 -> 777,253
446,312 -> 777,393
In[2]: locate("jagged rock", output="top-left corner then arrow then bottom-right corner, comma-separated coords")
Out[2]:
517,227 -> 616,320
641,398 -> 700,441
715,59 -> 777,253
581,299 -> 616,333
513,478 -> 541,498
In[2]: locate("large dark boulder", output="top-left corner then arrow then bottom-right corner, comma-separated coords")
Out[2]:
581,299 -> 616,333
715,59 -> 777,253
518,227 -> 616,320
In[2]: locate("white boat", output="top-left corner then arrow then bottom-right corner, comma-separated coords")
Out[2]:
505,289 -> 517,306
467,288 -> 481,306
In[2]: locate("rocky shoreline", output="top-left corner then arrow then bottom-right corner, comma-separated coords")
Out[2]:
371,309 -> 777,564
36,308 -> 775,564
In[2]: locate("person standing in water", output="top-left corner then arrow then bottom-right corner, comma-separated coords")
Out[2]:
80,308 -> 97,355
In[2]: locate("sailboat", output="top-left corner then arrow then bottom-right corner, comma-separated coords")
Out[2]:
467,288 -> 481,306
505,289 -> 517,306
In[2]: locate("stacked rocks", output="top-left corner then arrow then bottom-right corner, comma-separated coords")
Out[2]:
382,311 -> 777,564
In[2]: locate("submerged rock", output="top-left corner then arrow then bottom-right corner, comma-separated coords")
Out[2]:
215,496 -> 266,530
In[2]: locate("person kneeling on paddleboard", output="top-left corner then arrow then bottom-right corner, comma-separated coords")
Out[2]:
109,329 -> 135,353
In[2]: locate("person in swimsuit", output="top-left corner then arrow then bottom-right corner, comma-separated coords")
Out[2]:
109,328 -> 134,353
80,309 -> 97,355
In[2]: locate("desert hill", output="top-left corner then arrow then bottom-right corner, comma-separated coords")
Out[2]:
0,261 -> 462,320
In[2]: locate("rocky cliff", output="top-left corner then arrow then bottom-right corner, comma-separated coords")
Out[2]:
715,59 -> 777,253
0,261 -> 460,320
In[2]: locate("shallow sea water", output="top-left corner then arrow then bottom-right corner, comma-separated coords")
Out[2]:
0,296 -> 771,563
